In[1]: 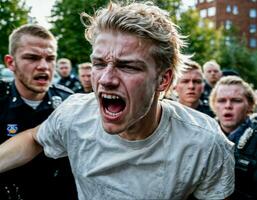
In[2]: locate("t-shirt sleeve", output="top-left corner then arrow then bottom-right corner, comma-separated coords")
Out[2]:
193,126 -> 235,199
36,96 -> 73,159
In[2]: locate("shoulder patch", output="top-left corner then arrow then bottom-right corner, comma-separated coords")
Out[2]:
51,83 -> 74,94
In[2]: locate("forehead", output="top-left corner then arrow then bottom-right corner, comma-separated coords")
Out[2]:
205,64 -> 219,71
216,84 -> 245,97
17,34 -> 57,53
80,68 -> 91,74
92,31 -> 154,63
181,69 -> 203,79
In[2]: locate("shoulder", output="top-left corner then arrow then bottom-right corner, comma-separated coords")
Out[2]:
161,99 -> 232,147
49,84 -> 74,99
162,99 -> 217,131
49,93 -> 97,124
70,74 -> 80,81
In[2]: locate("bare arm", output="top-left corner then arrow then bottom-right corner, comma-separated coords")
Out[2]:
0,126 -> 42,173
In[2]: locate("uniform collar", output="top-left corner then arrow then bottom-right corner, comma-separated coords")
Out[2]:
9,82 -> 52,110
228,117 -> 251,143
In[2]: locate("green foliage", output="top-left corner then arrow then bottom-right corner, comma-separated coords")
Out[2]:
50,0 -> 109,67
0,0 -> 29,63
177,8 -> 222,65
218,34 -> 257,87
153,0 -> 182,22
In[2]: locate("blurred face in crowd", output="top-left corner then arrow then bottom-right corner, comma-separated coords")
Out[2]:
79,67 -> 92,92
213,84 -> 251,134
57,62 -> 71,78
91,31 -> 171,140
204,64 -> 222,87
175,69 -> 204,108
5,34 -> 57,100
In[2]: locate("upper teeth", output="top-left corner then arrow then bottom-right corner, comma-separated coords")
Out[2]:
102,94 -> 120,99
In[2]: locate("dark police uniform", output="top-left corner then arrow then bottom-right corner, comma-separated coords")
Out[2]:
200,80 -> 212,105
58,74 -> 82,92
0,81 -> 78,200
226,116 -> 257,200
196,100 -> 215,118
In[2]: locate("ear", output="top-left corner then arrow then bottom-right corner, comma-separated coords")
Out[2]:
4,55 -> 15,72
157,68 -> 173,92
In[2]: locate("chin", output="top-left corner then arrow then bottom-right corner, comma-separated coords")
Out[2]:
102,123 -> 124,135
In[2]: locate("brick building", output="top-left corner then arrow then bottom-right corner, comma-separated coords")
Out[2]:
195,0 -> 257,49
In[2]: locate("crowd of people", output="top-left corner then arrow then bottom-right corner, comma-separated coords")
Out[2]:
0,1 -> 257,200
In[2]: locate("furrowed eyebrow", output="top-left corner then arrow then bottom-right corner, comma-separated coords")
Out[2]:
116,59 -> 147,67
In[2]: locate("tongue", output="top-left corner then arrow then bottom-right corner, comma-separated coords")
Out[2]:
107,102 -> 124,113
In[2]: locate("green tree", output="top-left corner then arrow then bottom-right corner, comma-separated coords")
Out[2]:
0,0 -> 29,63
154,0 -> 182,22
177,8 -> 222,65
218,33 -> 257,87
50,0 -> 109,67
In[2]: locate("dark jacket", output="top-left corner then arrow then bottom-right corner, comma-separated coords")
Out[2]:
0,81 -> 78,200
227,116 -> 257,200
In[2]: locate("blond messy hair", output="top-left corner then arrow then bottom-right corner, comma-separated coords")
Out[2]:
80,1 -> 188,79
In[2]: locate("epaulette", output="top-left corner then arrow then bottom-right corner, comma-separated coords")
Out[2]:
50,83 -> 74,94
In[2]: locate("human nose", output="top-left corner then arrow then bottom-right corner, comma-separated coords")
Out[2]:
98,66 -> 119,87
224,100 -> 232,109
37,59 -> 49,70
188,81 -> 195,89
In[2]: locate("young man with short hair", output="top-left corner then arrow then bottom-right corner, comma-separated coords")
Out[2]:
210,75 -> 257,199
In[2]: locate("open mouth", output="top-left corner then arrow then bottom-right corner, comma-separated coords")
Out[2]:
101,93 -> 126,117
34,74 -> 49,82
223,113 -> 233,119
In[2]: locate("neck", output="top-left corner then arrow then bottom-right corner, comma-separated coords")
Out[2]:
15,81 -> 46,101
180,100 -> 199,109
83,87 -> 93,93
119,96 -> 162,141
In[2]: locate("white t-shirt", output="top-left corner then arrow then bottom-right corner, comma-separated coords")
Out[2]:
37,93 -> 235,200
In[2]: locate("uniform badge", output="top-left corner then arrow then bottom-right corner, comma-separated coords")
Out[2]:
51,96 -> 63,109
7,124 -> 18,137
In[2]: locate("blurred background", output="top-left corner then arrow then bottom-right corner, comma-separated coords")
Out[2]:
0,0 -> 257,87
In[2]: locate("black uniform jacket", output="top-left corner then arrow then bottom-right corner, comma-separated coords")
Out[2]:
0,81 -> 78,199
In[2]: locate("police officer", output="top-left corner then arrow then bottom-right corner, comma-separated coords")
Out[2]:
0,24 -> 77,200
171,59 -> 214,117
75,62 -> 93,93
56,58 -> 82,92
210,76 -> 257,199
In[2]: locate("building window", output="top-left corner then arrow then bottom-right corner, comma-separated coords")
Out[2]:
208,7 -> 216,16
225,20 -> 232,30
206,0 -> 214,2
249,9 -> 257,18
226,5 -> 231,13
249,38 -> 257,48
233,5 -> 239,15
199,0 -> 205,3
249,24 -> 257,33
200,9 -> 207,18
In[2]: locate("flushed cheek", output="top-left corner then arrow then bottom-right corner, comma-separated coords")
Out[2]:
91,72 -> 98,90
